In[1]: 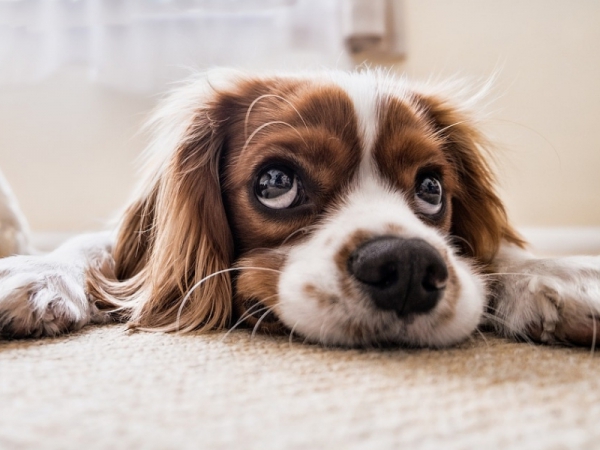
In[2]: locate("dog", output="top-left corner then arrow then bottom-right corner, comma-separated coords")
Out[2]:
0,69 -> 599,347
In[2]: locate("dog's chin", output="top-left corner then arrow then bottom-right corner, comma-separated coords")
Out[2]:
275,254 -> 486,348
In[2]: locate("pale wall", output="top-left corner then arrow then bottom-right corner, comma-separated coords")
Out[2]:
0,0 -> 599,232
0,67 -> 153,231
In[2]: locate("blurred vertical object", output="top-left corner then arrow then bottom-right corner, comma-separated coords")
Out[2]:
342,0 -> 406,57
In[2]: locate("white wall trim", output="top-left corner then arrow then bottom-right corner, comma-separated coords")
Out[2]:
520,227 -> 600,256
31,227 -> 600,256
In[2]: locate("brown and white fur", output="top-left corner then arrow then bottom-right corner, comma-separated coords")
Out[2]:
1,69 -> 599,347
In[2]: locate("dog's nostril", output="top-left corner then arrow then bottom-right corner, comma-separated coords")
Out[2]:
422,263 -> 448,292
347,236 -> 448,316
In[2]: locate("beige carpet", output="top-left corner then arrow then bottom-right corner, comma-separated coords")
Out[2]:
2,326 -> 600,449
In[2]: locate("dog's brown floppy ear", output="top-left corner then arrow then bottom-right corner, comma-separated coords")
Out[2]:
417,93 -> 525,265
89,74 -> 236,332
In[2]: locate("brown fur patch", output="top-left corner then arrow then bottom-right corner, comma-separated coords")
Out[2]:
374,96 -> 457,232
412,93 -> 525,265
221,82 -> 363,254
333,229 -> 378,310
334,229 -> 375,276
303,284 -> 340,307
233,249 -> 287,333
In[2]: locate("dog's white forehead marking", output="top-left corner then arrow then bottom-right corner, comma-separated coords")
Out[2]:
269,72 -> 488,347
327,72 -> 381,177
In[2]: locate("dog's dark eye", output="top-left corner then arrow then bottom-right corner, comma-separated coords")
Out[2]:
415,176 -> 443,215
256,167 -> 302,209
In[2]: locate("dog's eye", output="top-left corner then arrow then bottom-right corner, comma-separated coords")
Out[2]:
256,167 -> 302,209
415,176 -> 443,215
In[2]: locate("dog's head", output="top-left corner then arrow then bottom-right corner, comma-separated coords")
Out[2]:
91,69 -> 523,347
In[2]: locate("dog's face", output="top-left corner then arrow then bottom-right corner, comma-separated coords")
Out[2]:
220,74 -> 488,348
96,70 -> 521,347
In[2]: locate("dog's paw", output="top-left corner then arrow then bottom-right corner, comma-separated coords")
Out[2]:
492,256 -> 600,346
0,256 -> 107,338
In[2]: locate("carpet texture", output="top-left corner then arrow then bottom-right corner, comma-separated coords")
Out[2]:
1,325 -> 599,449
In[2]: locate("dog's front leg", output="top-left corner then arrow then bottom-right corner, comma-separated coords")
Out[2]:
487,242 -> 600,346
0,232 -> 114,338
0,169 -> 33,257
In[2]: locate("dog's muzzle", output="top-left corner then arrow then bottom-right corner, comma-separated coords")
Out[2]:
347,236 -> 448,316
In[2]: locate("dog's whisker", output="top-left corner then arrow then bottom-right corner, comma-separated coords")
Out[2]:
431,120 -> 469,139
281,225 -> 317,246
288,321 -> 300,347
480,272 -> 583,289
317,306 -> 339,347
474,327 -> 490,347
448,235 -> 475,255
251,305 -> 278,340
220,302 -> 268,343
482,304 -> 539,346
489,118 -> 560,161
592,309 -> 598,357
244,94 -> 309,139
176,267 -> 283,333
224,292 -> 280,339
483,303 -> 503,315
577,294 -> 599,356
242,121 -> 307,156
480,311 -> 535,345
480,311 -> 512,329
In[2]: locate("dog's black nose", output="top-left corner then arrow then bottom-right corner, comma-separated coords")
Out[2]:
347,236 -> 448,316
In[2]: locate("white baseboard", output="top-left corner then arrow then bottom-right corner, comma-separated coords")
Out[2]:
31,227 -> 600,256
520,227 -> 600,256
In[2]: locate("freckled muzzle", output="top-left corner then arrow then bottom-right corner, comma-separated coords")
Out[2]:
347,236 -> 448,317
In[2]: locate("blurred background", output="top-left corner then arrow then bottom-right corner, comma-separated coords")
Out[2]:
0,0 -> 599,253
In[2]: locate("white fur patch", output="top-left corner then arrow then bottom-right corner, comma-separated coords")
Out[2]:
491,243 -> 600,344
0,233 -> 113,338
278,176 -> 486,347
